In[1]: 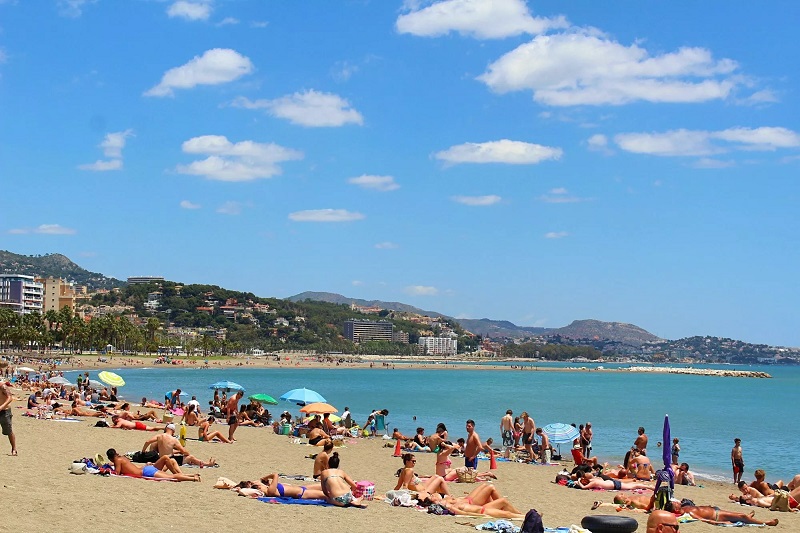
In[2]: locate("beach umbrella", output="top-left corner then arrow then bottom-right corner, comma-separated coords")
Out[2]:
248,393 -> 278,405
541,422 -> 580,444
87,379 -> 105,389
16,366 -> 35,373
47,376 -> 74,387
279,388 -> 326,406
98,371 -> 125,387
299,402 -> 337,414
209,381 -> 245,393
304,414 -> 341,423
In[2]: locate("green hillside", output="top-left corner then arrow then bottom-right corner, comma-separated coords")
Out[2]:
0,250 -> 124,290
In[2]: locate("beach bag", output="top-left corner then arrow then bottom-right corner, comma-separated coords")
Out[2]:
69,462 -> 87,475
427,503 -> 452,515
521,508 -> 544,533
353,481 -> 375,500
456,467 -> 477,483
94,420 -> 109,427
770,490 -> 790,512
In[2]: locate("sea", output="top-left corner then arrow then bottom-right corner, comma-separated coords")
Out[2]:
63,361 -> 799,484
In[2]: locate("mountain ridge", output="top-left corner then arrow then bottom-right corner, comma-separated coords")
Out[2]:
0,250 -> 124,291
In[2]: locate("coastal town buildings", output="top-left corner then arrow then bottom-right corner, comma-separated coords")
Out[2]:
127,276 -> 165,284
0,274 -> 44,314
343,319 -> 394,342
418,336 -> 457,355
35,276 -> 77,313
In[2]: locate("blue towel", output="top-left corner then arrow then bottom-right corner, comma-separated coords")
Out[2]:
258,497 -> 334,507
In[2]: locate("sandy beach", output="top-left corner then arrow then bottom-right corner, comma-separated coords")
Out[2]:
1,385 -> 796,533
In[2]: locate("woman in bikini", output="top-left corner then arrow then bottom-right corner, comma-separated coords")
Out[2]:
198,416 -> 231,443
319,452 -> 365,507
253,473 -> 325,499
394,453 -> 452,496
182,403 -> 199,426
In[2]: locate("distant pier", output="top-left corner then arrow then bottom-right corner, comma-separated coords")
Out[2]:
625,366 -> 772,378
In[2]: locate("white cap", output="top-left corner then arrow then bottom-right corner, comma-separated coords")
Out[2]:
165,423 -> 176,431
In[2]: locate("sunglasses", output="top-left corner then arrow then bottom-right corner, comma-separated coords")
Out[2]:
663,524 -> 679,531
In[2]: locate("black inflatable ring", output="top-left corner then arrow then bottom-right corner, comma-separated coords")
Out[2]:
581,515 -> 639,533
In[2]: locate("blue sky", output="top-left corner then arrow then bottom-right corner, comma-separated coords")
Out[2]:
1,0 -> 799,347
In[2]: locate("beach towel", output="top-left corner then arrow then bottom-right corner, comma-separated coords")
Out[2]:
476,519 -> 520,532
258,497 -> 335,507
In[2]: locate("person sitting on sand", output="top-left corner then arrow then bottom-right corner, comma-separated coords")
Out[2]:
413,427 -> 427,448
106,448 -> 200,482
110,415 -> 159,431
319,452 -> 365,507
629,448 -> 656,480
392,428 -> 410,441
253,472 -> 326,499
313,439 -> 334,479
751,469 -> 783,496
306,422 -> 330,446
182,403 -> 200,426
394,453 -> 451,497
673,462 -> 696,486
426,435 -> 498,482
141,423 -> 217,468
236,404 -> 259,427
435,422 -> 448,441
198,416 -> 231,443
668,501 -> 778,526
115,403 -> 159,421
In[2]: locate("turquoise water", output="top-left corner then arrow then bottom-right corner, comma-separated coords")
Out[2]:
64,363 -> 799,483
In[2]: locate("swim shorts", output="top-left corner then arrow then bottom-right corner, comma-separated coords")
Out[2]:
170,455 -> 184,466
465,456 -> 478,469
142,465 -> 158,478
0,409 -> 11,435
522,433 -> 532,445
612,479 -> 622,490
502,430 -> 513,447
228,415 -> 237,426
134,421 -> 146,430
309,436 -> 323,445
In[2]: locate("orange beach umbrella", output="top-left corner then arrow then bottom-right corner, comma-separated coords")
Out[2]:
299,402 -> 337,414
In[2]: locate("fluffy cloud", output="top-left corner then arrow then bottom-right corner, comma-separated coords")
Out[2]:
614,127 -> 800,157
347,175 -> 399,192
288,209 -> 365,222
451,195 -> 501,206
180,200 -> 201,209
217,17 -> 239,26
375,241 -> 399,249
176,135 -> 303,182
144,48 -> 253,97
478,31 -> 739,106
9,224 -> 77,235
167,1 -> 212,21
405,285 -> 439,296
231,90 -> 363,127
78,159 -> 123,171
544,231 -> 569,239
435,139 -> 562,165
78,129 -> 133,171
396,0 -> 568,39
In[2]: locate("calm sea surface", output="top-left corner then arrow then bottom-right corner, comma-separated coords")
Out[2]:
64,362 -> 799,483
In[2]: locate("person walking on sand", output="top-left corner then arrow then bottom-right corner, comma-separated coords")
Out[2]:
500,410 -> 514,448
635,426 -> 648,455
0,372 -> 17,456
732,438 -> 744,484
465,419 -> 481,469
226,390 -> 243,442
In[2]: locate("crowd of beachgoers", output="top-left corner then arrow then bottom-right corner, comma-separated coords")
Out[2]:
1,359 -> 797,532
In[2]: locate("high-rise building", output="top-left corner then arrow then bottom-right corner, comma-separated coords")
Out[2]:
36,276 -> 77,313
343,320 -> 394,342
0,274 -> 44,314
418,336 -> 458,355
127,276 -> 165,285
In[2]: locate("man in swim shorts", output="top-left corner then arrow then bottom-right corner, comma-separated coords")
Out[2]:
521,412 -> 536,461
671,501 -> 777,526
141,423 -> 217,467
464,419 -> 480,469
731,438 -> 745,484
106,448 -> 200,482
500,410 -> 514,448
225,390 -> 243,442
0,376 -> 17,456
110,415 -> 160,431
646,510 -> 680,533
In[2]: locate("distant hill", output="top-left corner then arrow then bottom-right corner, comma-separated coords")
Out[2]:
554,319 -> 662,345
456,318 -> 551,338
288,291 -> 446,318
0,250 -> 124,291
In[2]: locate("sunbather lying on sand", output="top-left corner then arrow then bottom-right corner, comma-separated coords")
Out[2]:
110,415 -> 160,431
106,448 -> 200,482
668,501 -> 779,526
249,473 -> 326,499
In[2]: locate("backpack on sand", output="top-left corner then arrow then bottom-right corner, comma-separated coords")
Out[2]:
521,508 -> 544,533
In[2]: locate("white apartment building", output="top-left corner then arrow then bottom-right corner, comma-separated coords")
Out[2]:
0,274 -> 44,314
418,336 -> 458,355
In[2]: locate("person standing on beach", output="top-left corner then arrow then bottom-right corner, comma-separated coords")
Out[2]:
0,372 -> 17,456
536,427 -> 551,464
671,438 -> 680,465
732,438 -> 744,484
226,390 -> 243,441
521,411 -> 536,461
582,422 -> 593,458
465,419 -> 480,469
635,426 -> 648,455
500,410 -> 514,448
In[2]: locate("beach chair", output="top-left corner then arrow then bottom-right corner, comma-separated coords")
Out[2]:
374,414 -> 387,436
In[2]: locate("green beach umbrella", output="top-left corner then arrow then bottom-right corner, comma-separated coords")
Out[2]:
248,393 -> 278,405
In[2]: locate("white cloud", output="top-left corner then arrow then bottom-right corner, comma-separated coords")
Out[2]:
78,159 -> 123,171
451,195 -> 501,206
217,17 -> 239,26
544,231 -> 569,239
478,31 -> 739,106
396,0 -> 568,39
167,1 -> 212,21
587,133 -> 613,154
231,90 -> 363,127
351,280 -> 364,286
100,129 -> 134,158
435,139 -> 562,165
57,0 -> 95,18
375,241 -> 399,249
9,224 -> 77,235
176,135 -> 303,182
288,209 -> 365,223
216,201 -> 242,215
347,175 -> 399,192
180,200 -> 201,209
332,61 -> 358,82
740,89 -> 778,106
405,285 -> 439,296
539,188 -> 587,203
614,127 -> 800,157
144,48 -> 253,97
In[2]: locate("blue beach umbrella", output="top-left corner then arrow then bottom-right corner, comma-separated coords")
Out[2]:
279,388 -> 326,406
165,390 -> 189,398
209,381 -> 245,393
542,422 -> 580,444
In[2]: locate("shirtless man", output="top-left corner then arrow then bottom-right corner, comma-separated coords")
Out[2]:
536,427 -> 551,463
583,422 -> 593,457
115,403 -> 159,421
592,491 -> 655,511
106,447 -> 200,482
198,416 -> 231,443
670,501 -> 778,526
634,427 -> 648,455
731,438 -> 744,484
521,411 -> 536,461
141,423 -> 216,467
225,391 -> 243,441
313,439 -> 334,479
0,376 -> 17,455
674,462 -> 696,486
110,415 -> 160,431
751,469 -> 782,495
57,401 -> 107,418
465,419 -> 481,469
646,510 -> 680,533
578,475 -> 652,491
500,410 -> 514,448
629,449 -> 655,480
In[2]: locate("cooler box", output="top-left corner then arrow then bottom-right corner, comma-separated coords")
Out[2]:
278,424 -> 291,435
353,481 -> 375,500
